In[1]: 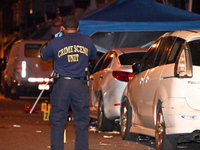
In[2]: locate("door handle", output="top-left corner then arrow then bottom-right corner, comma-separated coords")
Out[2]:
139,77 -> 144,84
144,76 -> 149,83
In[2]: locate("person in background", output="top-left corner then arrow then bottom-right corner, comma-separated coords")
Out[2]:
40,15 -> 97,150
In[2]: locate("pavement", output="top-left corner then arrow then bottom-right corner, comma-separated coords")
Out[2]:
0,95 -> 155,150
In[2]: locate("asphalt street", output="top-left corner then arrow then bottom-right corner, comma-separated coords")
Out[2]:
0,94 -> 157,150
1,94 -> 200,150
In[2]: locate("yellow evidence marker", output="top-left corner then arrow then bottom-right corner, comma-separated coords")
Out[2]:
64,129 -> 67,143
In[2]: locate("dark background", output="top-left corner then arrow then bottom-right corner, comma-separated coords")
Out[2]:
1,0 -> 200,37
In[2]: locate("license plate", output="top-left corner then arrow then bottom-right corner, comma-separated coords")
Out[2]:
38,84 -> 50,90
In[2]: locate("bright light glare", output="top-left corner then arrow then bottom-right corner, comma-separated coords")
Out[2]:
21,61 -> 26,78
110,54 -> 115,58
151,43 -> 157,48
28,77 -> 53,83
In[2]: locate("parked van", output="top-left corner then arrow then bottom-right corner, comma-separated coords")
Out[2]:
1,40 -> 53,99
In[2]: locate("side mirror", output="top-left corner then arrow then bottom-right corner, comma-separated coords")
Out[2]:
132,62 -> 140,74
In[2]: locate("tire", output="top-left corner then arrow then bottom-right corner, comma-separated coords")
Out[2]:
10,82 -> 19,100
155,107 -> 178,150
97,98 -> 114,131
120,99 -> 138,140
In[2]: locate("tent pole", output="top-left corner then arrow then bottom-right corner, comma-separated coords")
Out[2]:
188,0 -> 193,12
162,0 -> 169,5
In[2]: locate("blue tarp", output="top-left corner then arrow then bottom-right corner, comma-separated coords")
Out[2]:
79,0 -> 200,36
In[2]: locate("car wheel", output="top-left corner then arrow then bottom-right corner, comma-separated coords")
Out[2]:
98,98 -> 114,131
3,82 -> 11,98
155,107 -> 178,150
120,99 -> 137,140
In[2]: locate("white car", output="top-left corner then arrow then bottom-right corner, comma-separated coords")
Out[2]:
1,40 -> 53,99
120,30 -> 200,150
89,47 -> 147,131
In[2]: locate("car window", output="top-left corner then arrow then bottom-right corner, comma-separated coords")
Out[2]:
119,52 -> 146,65
92,53 -> 107,73
24,44 -> 43,58
92,51 -> 116,73
167,37 -> 185,64
95,52 -> 104,62
140,39 -> 161,72
100,51 -> 117,70
154,36 -> 176,66
188,39 -> 200,66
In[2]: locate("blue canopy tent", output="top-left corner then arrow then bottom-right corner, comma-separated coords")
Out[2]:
79,0 -> 200,50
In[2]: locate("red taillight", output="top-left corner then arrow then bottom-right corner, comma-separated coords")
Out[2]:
16,65 -> 22,71
112,71 -> 134,82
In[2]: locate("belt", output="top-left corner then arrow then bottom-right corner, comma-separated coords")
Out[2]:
63,77 -> 81,80
54,73 -> 87,80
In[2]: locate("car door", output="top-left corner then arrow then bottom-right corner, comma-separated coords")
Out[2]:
89,51 -> 117,116
129,43 -> 160,126
138,37 -> 177,128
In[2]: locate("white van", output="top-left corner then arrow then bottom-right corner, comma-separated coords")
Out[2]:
2,39 -> 53,99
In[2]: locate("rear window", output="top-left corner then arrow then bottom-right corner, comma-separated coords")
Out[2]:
188,39 -> 200,66
119,52 -> 146,65
24,44 -> 42,58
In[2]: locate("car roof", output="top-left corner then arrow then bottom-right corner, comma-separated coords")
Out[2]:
109,47 -> 148,55
162,30 -> 200,42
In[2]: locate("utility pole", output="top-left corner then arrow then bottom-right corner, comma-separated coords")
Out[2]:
188,0 -> 193,12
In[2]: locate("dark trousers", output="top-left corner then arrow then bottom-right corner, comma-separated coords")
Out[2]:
49,78 -> 90,150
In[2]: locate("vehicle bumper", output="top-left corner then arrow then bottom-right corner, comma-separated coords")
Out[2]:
15,81 -> 53,96
162,97 -> 200,135
178,130 -> 200,143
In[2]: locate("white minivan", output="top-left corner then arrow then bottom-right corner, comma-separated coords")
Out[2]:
1,39 -> 53,99
120,30 -> 200,149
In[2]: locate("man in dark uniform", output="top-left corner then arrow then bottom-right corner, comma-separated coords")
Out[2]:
40,16 -> 97,150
